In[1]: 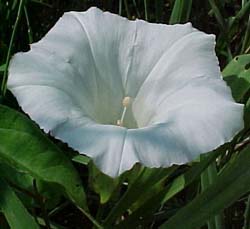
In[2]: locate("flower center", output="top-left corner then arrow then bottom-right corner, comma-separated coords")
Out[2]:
117,96 -> 132,127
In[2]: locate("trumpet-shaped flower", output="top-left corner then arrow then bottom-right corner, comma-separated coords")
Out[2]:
8,7 -> 244,177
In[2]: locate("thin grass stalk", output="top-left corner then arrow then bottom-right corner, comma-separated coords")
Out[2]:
201,169 -> 216,229
30,0 -> 52,8
119,0 -> 122,15
208,0 -> 232,61
242,0 -> 247,7
155,0 -> 163,22
33,179 -> 51,229
124,0 -> 131,19
103,168 -> 146,226
207,164 -> 224,229
24,4 -> 33,43
1,0 -> 25,96
132,0 -> 141,18
230,1 -> 250,29
77,206 -> 103,229
243,194 -> 250,229
144,0 -> 148,21
241,15 -> 250,54
201,158 -> 224,229
208,0 -> 227,31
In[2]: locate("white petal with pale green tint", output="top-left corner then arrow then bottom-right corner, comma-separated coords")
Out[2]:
8,7 -> 244,177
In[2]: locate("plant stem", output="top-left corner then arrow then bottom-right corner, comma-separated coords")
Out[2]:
77,206 -> 103,229
33,179 -> 51,229
1,0 -> 25,96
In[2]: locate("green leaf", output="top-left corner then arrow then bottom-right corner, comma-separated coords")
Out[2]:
169,0 -> 193,24
0,64 -> 6,72
0,161 -> 62,209
72,154 -> 90,165
89,162 -> 119,204
0,105 -> 87,210
0,177 -> 39,229
223,54 -> 250,102
160,145 -> 250,229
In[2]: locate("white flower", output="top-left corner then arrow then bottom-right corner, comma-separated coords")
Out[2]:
8,7 -> 244,177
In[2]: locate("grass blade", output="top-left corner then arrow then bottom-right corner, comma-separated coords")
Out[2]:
119,0 -> 122,15
1,0 -> 25,96
155,0 -> 164,22
24,5 -> 33,43
0,177 -> 39,229
169,0 -> 192,24
201,160 -> 224,229
241,15 -> 250,54
116,149 -> 222,228
160,145 -> 250,229
144,0 -> 148,20
243,194 -> 250,229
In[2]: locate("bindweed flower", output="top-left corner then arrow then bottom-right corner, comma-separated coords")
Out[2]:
8,7 -> 244,177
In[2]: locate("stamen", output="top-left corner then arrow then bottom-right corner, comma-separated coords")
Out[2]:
117,119 -> 122,126
120,107 -> 127,124
117,96 -> 132,127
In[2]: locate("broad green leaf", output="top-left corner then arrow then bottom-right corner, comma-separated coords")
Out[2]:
160,145 -> 250,229
223,54 -> 250,102
0,105 -> 87,210
0,177 -> 39,229
169,0 -> 192,24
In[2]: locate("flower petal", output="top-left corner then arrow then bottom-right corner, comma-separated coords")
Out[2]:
124,20 -> 195,97
7,7 -> 244,177
132,31 -> 222,126
122,89 -> 244,174
50,118 -> 129,177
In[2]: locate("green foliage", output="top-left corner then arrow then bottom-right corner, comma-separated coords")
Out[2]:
223,54 -> 250,102
0,177 -> 39,229
0,105 -> 87,210
160,146 -> 250,229
169,0 -> 193,24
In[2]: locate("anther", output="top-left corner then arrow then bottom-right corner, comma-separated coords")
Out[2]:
117,96 -> 133,127
122,96 -> 132,108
